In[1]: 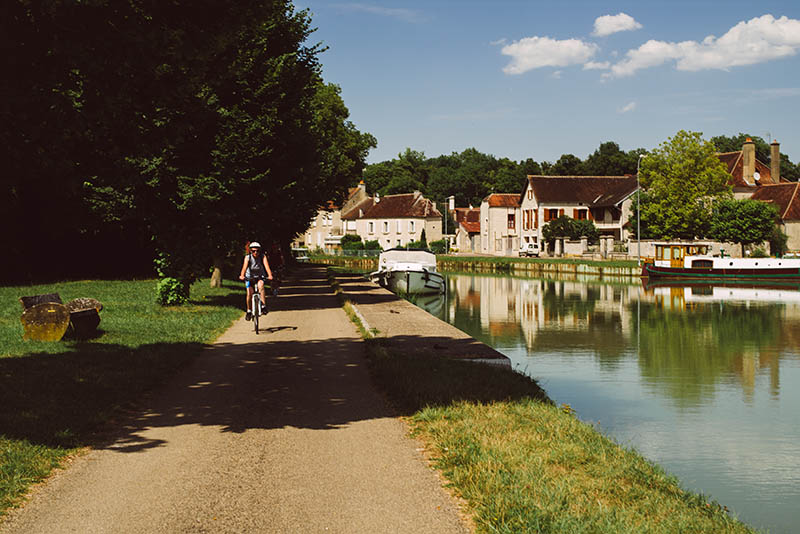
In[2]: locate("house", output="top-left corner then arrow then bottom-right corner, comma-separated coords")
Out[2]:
717,138 -> 785,199
480,194 -> 521,255
297,182 -> 370,250
519,175 -> 639,252
750,182 -> 800,252
452,206 -> 481,253
342,190 -> 443,249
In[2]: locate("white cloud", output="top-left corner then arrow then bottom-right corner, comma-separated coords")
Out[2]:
501,36 -> 598,75
583,61 -> 610,70
618,101 -> 637,113
593,13 -> 643,37
490,38 -> 508,46
551,70 -> 563,79
610,15 -> 800,77
333,3 -> 425,23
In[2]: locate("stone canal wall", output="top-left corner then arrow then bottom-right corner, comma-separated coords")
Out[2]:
311,255 -> 640,279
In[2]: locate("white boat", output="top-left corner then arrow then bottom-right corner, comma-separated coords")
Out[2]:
369,249 -> 446,295
642,243 -> 800,281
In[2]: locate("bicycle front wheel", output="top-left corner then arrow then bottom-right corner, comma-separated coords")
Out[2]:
252,294 -> 259,334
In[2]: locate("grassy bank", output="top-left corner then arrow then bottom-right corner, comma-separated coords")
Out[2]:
0,278 -> 242,517
331,270 -> 755,533
368,343 -> 755,533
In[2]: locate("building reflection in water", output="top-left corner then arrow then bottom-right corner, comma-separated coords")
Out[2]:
435,273 -> 800,404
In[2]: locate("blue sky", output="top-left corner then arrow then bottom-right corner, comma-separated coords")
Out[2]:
295,1 -> 800,165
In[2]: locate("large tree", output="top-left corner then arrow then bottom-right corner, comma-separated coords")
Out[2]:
709,199 -> 779,256
2,1 -> 374,291
637,131 -> 731,239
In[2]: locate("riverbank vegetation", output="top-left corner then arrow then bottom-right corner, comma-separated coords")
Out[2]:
368,345 -> 756,533
0,279 -> 242,517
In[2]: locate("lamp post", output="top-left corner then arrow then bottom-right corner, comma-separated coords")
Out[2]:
636,154 -> 645,266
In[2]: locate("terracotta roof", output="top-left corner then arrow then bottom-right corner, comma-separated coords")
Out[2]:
460,221 -> 480,233
485,193 -> 520,208
342,192 -> 442,220
716,151 -> 779,188
525,176 -> 638,207
751,183 -> 800,220
453,207 -> 480,223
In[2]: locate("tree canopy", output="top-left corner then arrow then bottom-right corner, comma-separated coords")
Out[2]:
636,131 -> 731,240
709,198 -> 778,256
2,0 -> 374,289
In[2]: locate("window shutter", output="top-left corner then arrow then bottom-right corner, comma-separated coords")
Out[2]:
534,209 -> 538,228
573,209 -> 578,218
559,209 -> 565,217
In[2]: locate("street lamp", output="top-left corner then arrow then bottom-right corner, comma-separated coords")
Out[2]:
636,154 -> 646,266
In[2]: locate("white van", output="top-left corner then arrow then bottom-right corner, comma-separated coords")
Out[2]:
519,241 -> 540,257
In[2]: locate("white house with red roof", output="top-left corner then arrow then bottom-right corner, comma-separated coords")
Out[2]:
342,190 -> 443,249
519,175 -> 639,253
480,193 -> 521,255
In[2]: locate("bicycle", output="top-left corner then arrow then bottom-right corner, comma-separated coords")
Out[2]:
247,277 -> 268,334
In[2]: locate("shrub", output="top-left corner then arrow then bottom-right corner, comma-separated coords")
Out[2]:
341,234 -> 364,250
749,247 -> 768,258
156,277 -> 189,306
429,239 -> 448,254
363,239 -> 382,250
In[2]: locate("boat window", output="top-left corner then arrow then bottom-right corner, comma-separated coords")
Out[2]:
662,247 -> 672,260
730,262 -> 734,266
691,259 -> 713,269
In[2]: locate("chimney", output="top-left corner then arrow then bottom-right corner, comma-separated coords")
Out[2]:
771,140 -> 781,184
374,192 -> 380,203
742,138 -> 755,185
359,180 -> 366,193
448,195 -> 455,211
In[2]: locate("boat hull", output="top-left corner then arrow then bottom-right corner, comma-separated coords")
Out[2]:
643,263 -> 800,281
371,269 -> 445,295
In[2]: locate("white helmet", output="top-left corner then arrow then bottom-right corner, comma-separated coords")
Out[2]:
249,241 -> 261,249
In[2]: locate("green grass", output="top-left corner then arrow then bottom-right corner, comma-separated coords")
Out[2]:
0,278 -> 243,516
353,324 -> 757,533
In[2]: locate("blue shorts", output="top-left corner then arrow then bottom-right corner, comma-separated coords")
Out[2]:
245,277 -> 265,288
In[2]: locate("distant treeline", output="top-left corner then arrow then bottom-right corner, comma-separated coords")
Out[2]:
363,135 -> 800,208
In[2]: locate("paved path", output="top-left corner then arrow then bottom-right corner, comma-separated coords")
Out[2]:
2,266 -> 469,534
333,272 -> 508,366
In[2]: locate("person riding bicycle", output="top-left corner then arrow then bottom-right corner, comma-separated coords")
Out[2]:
239,241 -> 273,321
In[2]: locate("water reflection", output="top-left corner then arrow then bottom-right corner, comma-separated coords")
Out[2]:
422,272 -> 800,534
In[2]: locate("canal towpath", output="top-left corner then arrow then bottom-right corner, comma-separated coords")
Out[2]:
1,265 -> 470,534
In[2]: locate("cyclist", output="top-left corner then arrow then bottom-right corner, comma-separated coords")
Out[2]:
239,241 -> 273,321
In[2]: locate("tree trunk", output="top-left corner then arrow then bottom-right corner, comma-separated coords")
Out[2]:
210,257 -> 224,288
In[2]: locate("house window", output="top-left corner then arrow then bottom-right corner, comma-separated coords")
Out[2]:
527,189 -> 533,200
546,209 -> 560,221
383,221 -> 389,233
574,209 -> 588,220
409,220 -> 416,233
507,214 -> 515,230
368,222 -> 374,234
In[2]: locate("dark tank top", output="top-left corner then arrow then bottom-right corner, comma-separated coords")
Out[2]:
247,253 -> 265,277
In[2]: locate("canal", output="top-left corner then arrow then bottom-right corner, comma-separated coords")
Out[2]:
415,272 -> 800,533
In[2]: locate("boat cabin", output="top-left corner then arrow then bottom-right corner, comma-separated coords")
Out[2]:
653,243 -> 710,268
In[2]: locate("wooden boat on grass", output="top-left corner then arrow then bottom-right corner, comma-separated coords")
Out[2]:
641,243 -> 800,281
369,249 -> 445,295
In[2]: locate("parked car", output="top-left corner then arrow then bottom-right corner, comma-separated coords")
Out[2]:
519,242 -> 540,257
